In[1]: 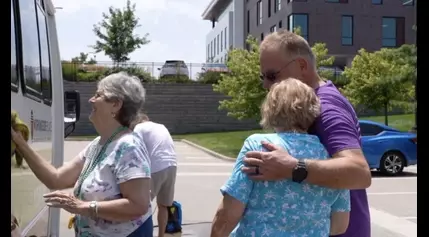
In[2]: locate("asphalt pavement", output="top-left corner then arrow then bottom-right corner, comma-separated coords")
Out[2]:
59,141 -> 417,237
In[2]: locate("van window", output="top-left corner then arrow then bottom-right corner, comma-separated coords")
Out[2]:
11,0 -> 19,88
36,3 -> 52,102
19,0 -> 43,96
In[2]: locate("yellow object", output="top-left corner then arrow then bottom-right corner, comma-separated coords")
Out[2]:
68,216 -> 75,229
11,111 -> 30,166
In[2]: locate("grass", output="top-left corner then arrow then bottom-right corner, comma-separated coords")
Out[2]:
68,114 -> 415,158
174,113 -> 415,158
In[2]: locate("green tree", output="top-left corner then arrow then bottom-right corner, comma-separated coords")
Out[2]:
213,36 -> 264,120
214,29 -> 340,120
71,52 -> 97,64
91,0 -> 149,65
342,48 -> 415,126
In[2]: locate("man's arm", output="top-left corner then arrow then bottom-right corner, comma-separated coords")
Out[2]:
305,104 -> 371,190
242,105 -> 372,190
306,149 -> 371,190
211,194 -> 245,237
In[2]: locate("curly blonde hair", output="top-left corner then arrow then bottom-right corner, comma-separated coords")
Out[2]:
260,78 -> 321,132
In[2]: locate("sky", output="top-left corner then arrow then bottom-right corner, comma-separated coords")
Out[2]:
52,0 -> 212,64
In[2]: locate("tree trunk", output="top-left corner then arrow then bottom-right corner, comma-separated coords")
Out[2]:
384,103 -> 388,126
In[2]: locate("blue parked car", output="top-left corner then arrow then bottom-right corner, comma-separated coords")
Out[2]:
359,120 -> 417,176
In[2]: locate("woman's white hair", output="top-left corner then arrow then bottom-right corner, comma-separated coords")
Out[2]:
97,72 -> 146,127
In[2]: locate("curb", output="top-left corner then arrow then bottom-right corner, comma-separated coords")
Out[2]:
180,139 -> 236,162
65,137 -> 95,141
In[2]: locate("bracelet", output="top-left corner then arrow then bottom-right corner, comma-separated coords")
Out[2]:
89,201 -> 98,218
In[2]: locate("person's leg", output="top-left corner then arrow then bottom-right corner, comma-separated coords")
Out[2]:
156,166 -> 177,237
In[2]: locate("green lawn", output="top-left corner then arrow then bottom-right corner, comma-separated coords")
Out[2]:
174,113 -> 415,158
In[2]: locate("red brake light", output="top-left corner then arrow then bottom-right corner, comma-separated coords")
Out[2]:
410,138 -> 417,144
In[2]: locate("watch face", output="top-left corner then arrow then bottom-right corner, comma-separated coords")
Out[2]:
295,168 -> 307,179
293,166 -> 308,182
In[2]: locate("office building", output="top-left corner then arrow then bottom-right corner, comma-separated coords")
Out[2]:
202,0 -> 245,63
203,0 -> 416,67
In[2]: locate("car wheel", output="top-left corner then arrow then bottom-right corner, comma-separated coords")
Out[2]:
379,151 -> 405,176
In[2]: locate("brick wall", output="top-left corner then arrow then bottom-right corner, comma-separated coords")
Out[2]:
64,81 -> 261,135
64,81 -> 408,136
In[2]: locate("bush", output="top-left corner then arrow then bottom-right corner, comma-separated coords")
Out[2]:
158,75 -> 193,83
62,61 -> 79,81
196,71 -> 225,84
103,65 -> 155,83
76,71 -> 104,81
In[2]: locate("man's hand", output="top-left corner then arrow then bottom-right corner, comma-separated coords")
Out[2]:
241,141 -> 298,181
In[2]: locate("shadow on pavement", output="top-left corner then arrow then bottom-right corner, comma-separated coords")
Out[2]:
154,222 -> 212,237
371,170 -> 417,178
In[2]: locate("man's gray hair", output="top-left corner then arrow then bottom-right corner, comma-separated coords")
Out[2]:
98,72 -> 146,127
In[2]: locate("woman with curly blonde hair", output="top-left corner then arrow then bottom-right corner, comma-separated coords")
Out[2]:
211,78 -> 351,237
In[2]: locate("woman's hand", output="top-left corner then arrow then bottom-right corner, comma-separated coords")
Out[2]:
11,127 -> 24,144
44,190 -> 88,215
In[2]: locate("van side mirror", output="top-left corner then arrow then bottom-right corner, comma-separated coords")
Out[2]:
64,90 -> 81,138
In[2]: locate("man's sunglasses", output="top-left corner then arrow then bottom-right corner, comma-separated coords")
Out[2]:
259,59 -> 296,82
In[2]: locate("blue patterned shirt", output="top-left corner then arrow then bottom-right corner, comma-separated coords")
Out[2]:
221,133 -> 351,237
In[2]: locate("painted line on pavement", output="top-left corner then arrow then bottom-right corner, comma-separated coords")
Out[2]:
372,177 -> 416,180
177,172 -> 230,176
179,163 -> 233,166
401,217 -> 417,220
370,207 -> 417,237
184,156 -> 211,160
367,192 -> 417,195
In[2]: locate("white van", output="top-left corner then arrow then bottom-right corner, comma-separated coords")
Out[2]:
11,0 -> 80,236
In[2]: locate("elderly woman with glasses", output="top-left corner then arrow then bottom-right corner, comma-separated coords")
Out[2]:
211,78 -> 351,237
11,72 -> 153,237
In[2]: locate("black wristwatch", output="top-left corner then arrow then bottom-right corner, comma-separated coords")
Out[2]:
292,159 -> 308,183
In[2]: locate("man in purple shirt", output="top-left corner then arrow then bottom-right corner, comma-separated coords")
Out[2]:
242,30 -> 371,237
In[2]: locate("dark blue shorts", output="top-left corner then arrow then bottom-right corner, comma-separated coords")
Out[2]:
74,216 -> 153,237
127,216 -> 153,237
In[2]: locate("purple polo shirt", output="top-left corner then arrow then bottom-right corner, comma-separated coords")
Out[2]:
309,81 -> 371,237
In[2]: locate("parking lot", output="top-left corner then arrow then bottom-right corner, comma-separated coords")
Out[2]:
60,141 -> 417,237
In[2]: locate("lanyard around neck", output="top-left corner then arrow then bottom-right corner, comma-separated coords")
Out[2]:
74,126 -> 128,197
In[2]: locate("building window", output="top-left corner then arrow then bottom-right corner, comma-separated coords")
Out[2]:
217,35 -> 220,54
279,20 -> 283,28
257,0 -> 262,25
325,0 -> 348,3
213,38 -> 216,55
268,0 -> 272,18
402,0 -> 414,6
210,40 -> 214,58
270,25 -> 277,32
288,14 -> 309,40
275,0 -> 281,12
221,31 -> 223,52
247,10 -> 250,33
224,27 -> 227,50
261,33 -> 264,41
372,0 -> 382,4
341,15 -> 353,46
382,17 -> 405,47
